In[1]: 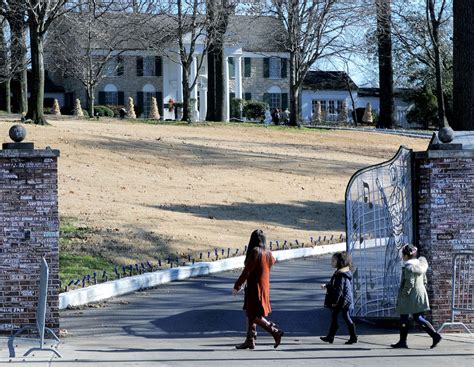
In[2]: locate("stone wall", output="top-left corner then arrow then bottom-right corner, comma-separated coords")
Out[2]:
0,149 -> 60,333
415,149 -> 474,330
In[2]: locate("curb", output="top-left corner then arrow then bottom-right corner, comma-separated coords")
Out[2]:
59,242 -> 346,309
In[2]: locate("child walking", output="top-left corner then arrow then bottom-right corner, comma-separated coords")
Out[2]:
391,244 -> 442,349
320,251 -> 358,345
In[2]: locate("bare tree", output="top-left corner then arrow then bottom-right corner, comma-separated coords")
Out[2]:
0,17 -> 11,112
258,1 -> 361,126
152,0 -> 208,122
205,0 -> 234,122
1,0 -> 29,114
46,3 -> 134,117
24,0 -> 80,124
391,0 -> 452,128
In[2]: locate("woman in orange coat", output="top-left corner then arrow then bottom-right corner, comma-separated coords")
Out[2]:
233,229 -> 284,349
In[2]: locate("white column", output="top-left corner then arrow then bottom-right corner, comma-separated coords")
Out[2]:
177,62 -> 183,102
224,56 -> 230,122
190,57 -> 198,119
235,56 -> 242,100
235,55 -> 243,120
200,84 -> 207,121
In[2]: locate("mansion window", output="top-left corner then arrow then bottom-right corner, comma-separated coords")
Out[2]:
269,57 -> 281,78
264,57 -> 287,79
312,99 -> 344,114
268,93 -> 281,109
105,92 -> 118,105
137,56 -> 162,77
105,56 -> 123,77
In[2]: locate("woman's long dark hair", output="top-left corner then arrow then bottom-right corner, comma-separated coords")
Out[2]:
244,229 -> 266,265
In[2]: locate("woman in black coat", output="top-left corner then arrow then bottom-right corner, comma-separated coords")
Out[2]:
320,251 -> 358,344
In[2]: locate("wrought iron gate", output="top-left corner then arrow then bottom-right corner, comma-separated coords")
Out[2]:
345,146 -> 414,317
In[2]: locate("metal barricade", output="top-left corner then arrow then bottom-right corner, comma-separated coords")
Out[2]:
438,251 -> 474,334
8,257 -> 62,357
345,146 -> 414,317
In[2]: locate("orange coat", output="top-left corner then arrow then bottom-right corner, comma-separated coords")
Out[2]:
234,249 -> 276,320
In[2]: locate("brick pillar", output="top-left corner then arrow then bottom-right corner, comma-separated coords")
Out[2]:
415,149 -> 474,330
0,146 -> 60,333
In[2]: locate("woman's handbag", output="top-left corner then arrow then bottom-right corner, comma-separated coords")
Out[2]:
324,283 -> 336,308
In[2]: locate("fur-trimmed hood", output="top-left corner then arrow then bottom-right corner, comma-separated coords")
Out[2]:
403,256 -> 428,275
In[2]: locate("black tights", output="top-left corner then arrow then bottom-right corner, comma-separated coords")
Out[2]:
399,312 -> 437,341
400,313 -> 430,328
328,307 -> 354,336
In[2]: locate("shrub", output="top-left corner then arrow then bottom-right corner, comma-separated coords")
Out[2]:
60,106 -> 74,115
106,105 -> 125,118
94,105 -> 114,117
230,98 -> 243,119
243,100 -> 267,121
82,109 -> 89,118
44,107 -> 52,114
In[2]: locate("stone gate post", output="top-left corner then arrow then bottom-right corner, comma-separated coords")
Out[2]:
0,125 -> 60,333
414,133 -> 474,330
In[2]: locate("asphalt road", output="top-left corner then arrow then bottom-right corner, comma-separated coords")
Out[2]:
2,254 -> 473,366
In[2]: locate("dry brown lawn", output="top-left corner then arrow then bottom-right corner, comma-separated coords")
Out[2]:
0,115 -> 429,264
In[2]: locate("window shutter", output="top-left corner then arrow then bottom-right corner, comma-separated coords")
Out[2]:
281,93 -> 288,110
228,57 -> 235,79
244,58 -> 251,77
137,91 -> 144,116
155,91 -> 163,116
98,91 -> 106,105
118,91 -> 124,105
244,92 -> 252,101
263,93 -> 270,106
155,56 -> 162,77
229,92 -> 235,118
117,56 -> 124,76
136,57 -> 144,76
263,58 -> 269,78
280,58 -> 287,78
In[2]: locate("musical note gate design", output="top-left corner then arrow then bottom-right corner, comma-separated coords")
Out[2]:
345,146 -> 414,317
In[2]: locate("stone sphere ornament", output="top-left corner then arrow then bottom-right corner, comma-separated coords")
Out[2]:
438,125 -> 455,144
9,124 -> 27,143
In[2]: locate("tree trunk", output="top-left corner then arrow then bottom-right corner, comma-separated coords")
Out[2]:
288,52 -> 299,126
206,48 -> 217,121
214,47 -> 224,121
9,16 -> 28,114
87,86 -> 95,118
181,64 -> 190,121
376,0 -> 395,129
5,79 -> 11,114
453,0 -> 474,130
26,21 -> 47,125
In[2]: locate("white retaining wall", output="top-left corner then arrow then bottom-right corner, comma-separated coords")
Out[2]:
59,242 -> 346,309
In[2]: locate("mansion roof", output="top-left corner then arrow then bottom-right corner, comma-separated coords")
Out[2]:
302,71 -> 358,91
51,13 -> 287,54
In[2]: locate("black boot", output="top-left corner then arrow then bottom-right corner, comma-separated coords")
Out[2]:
254,317 -> 284,349
236,322 -> 256,349
391,324 -> 409,348
419,319 -> 442,348
345,323 -> 358,345
320,324 -> 338,344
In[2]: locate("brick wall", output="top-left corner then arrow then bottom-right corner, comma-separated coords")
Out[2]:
415,150 -> 474,331
0,149 -> 60,333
